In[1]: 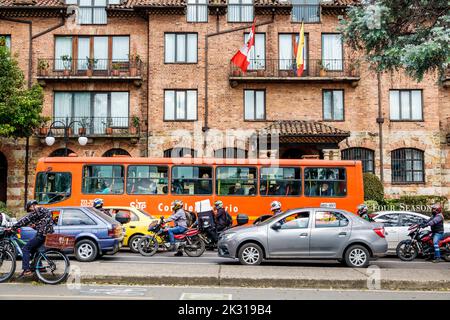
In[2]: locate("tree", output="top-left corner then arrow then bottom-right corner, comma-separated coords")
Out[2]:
339,0 -> 450,82
0,37 -> 43,138
363,173 -> 384,203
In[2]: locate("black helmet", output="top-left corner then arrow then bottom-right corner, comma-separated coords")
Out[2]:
26,200 -> 38,212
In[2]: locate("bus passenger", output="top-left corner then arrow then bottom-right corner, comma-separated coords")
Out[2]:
319,183 -> 334,196
100,181 -> 111,194
234,183 -> 244,195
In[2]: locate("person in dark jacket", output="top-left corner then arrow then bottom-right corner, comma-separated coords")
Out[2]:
357,204 -> 371,221
165,200 -> 188,253
93,198 -> 112,217
11,200 -> 54,277
214,200 -> 231,233
421,204 -> 445,263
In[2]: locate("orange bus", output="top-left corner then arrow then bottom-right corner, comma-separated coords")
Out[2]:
33,157 -> 364,220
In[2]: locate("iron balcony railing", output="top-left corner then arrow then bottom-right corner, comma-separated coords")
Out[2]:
230,59 -> 361,78
39,117 -> 140,137
37,58 -> 143,78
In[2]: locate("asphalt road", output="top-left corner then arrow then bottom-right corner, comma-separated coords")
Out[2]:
1,283 -> 450,300
93,249 -> 450,270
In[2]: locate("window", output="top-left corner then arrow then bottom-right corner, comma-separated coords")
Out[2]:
244,90 -> 265,120
187,0 -> 208,22
280,211 -> 310,229
216,166 -> 257,196
323,90 -> 344,121
102,148 -> 131,157
0,35 -> 11,49
54,92 -> 129,134
61,209 -> 96,226
214,148 -> 248,159
389,90 -> 423,121
373,214 -> 400,227
172,166 -> 213,195
341,148 -> 375,173
322,34 -> 343,71
260,167 -> 301,196
165,33 -> 197,63
35,172 -> 71,204
82,165 -> 124,194
278,33 -> 309,72
391,148 -> 424,183
400,214 -> 427,227
228,0 -> 253,22
65,0 -> 118,24
315,211 -> 349,228
127,165 -> 169,195
164,90 -> 197,121
304,168 -> 347,197
245,33 -> 265,70
292,0 -> 320,23
164,148 -> 198,158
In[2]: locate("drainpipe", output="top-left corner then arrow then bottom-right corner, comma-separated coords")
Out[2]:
203,13 -> 275,150
376,72 -> 384,182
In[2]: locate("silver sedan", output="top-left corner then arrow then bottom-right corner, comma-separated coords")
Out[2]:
218,207 -> 388,268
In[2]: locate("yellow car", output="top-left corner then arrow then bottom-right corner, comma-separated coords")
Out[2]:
105,206 -> 159,253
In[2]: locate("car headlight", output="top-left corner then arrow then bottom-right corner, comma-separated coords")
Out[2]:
220,233 -> 236,241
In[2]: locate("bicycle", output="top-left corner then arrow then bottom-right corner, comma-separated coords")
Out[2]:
0,228 -> 73,285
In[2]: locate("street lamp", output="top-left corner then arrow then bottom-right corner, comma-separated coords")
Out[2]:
45,119 -> 88,156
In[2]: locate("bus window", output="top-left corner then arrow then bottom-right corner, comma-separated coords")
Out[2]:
171,166 -> 212,195
304,168 -> 347,197
35,172 -> 71,204
82,165 -> 124,194
260,167 -> 301,196
216,167 -> 257,196
127,165 -> 168,195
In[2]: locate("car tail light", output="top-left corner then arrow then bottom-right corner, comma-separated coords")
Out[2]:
373,227 -> 385,238
108,225 -> 122,238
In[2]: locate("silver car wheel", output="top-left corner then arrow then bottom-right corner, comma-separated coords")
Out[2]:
348,248 -> 367,267
242,246 -> 260,264
131,237 -> 140,252
78,243 -> 94,259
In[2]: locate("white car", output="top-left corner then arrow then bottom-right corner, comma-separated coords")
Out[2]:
372,211 -> 450,253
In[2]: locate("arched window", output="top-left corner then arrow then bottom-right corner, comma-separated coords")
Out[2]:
391,148 -> 424,183
214,148 -> 248,159
163,148 -> 197,158
102,148 -> 131,157
341,148 -> 375,173
49,148 -> 76,157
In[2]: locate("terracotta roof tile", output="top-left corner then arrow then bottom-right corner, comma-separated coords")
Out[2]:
0,0 -> 65,6
259,120 -> 350,137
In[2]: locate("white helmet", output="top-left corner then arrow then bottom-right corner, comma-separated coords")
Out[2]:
270,201 -> 281,212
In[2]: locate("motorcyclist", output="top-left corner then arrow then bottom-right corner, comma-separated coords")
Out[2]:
270,201 -> 282,215
164,200 -> 188,255
197,204 -> 218,250
93,198 -> 112,217
357,204 -> 371,221
421,204 -> 445,263
9,200 -> 54,278
214,200 -> 231,233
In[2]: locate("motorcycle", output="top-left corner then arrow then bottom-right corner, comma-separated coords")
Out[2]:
137,216 -> 206,257
396,224 -> 450,261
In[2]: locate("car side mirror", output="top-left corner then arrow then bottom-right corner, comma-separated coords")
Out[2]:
271,222 -> 282,230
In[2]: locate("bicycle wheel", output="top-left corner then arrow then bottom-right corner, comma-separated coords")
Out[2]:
137,236 -> 158,257
0,240 -> 17,258
35,250 -> 70,285
0,250 -> 16,283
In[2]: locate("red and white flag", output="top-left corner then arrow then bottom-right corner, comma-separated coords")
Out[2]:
231,18 -> 256,73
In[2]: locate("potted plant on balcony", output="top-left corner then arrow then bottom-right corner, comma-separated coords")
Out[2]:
61,55 -> 72,76
38,116 -> 51,135
129,116 -> 140,135
348,60 -> 361,77
103,118 -> 113,135
78,118 -> 88,135
38,59 -> 49,76
129,53 -> 141,77
111,62 -> 121,76
317,60 -> 327,77
86,57 -> 98,77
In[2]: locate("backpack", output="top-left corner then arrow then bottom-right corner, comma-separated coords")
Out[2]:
185,210 -> 197,228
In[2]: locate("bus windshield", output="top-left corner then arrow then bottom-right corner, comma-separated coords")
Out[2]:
35,172 -> 71,204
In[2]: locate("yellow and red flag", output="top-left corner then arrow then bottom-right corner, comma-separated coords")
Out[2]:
295,22 -> 305,77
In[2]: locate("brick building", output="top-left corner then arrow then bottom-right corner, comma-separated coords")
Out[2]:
0,0 -> 449,210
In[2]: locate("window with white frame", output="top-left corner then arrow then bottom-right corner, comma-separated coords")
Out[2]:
228,0 -> 253,22
0,35 -> 11,49
164,90 -> 197,121
244,90 -> 265,120
244,32 -> 265,70
187,0 -> 208,22
65,0 -> 120,24
389,90 -> 423,121
165,33 -> 198,63
292,0 -> 320,23
323,90 -> 344,121
278,33 -> 309,71
322,34 -> 343,71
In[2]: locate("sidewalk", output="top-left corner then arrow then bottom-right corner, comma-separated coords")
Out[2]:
19,261 -> 450,291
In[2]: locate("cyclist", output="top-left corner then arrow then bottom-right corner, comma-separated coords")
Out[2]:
93,198 -> 112,217
10,200 -> 54,278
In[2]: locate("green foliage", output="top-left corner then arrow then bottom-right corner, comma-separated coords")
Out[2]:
363,173 -> 384,203
0,38 -> 44,138
378,195 -> 449,217
0,201 -> 13,216
364,200 -> 379,213
339,0 -> 450,82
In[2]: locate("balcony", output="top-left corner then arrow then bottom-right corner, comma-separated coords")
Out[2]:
36,59 -> 143,86
37,117 -> 140,140
229,59 -> 361,87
